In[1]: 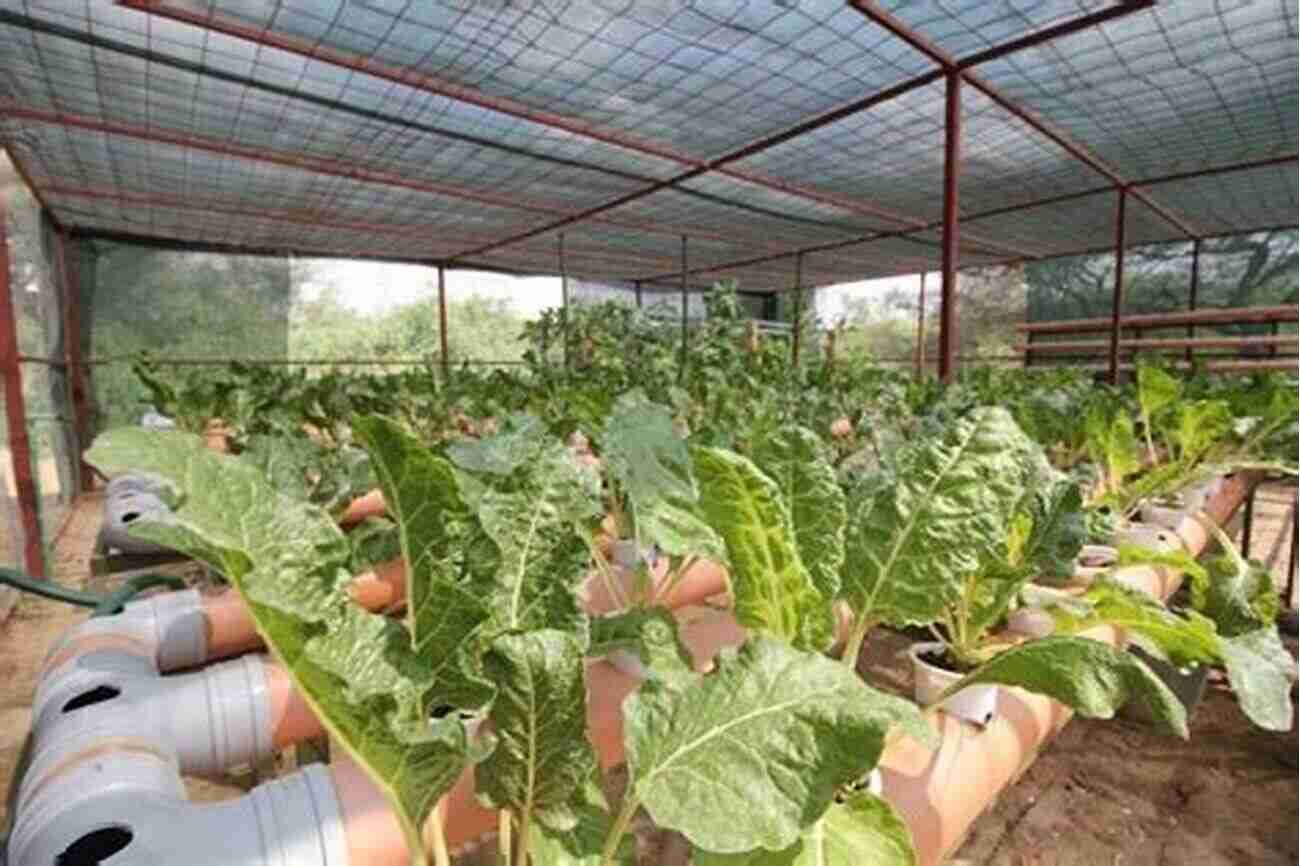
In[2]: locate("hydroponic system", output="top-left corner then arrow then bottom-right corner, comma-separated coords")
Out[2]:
0,2 -> 1296,866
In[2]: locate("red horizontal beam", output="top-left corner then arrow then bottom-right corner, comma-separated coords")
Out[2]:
848,0 -> 1203,240
119,0 -> 1045,261
7,105 -> 811,255
49,185 -> 702,275
1133,152 -> 1299,188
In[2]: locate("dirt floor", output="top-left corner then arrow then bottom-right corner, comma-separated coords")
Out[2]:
1,485 -> 1296,864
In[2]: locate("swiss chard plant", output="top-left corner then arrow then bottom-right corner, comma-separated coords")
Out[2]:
88,409 -> 932,866
1039,521 -> 1296,733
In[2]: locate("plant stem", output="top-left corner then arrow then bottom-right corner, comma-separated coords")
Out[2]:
841,615 -> 877,670
498,811 -> 513,866
429,799 -> 451,866
599,795 -> 639,866
514,810 -> 531,866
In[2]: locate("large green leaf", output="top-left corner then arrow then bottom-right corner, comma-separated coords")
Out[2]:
86,429 -> 469,866
474,441 -> 600,638
602,391 -> 721,559
1050,578 -> 1221,669
1021,476 -> 1087,582
695,791 -> 917,866
691,447 -> 834,650
1220,627 -> 1297,732
941,635 -> 1189,738
448,413 -> 547,475
354,415 -> 493,708
623,637 -> 930,855
1200,523 -> 1280,637
477,630 -> 596,831
748,425 -> 846,600
527,782 -> 635,866
842,407 -> 1024,626
589,608 -> 698,691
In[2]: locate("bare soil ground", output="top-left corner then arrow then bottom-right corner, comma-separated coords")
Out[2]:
1,486 -> 1296,864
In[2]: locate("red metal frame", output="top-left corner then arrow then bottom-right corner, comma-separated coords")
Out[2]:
0,2 -> 1288,297
1186,239 -> 1201,365
939,70 -> 962,383
1108,189 -> 1129,385
0,198 -> 46,577
54,229 -> 93,492
848,1 -> 1201,241
437,266 -> 449,382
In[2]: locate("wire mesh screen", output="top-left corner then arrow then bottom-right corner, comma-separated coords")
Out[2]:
83,240 -> 293,431
4,168 -> 76,570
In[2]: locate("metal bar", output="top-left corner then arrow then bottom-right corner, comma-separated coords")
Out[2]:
1287,489 -> 1299,609
1186,239 -> 1201,365
559,233 -> 570,371
791,253 -> 804,367
1108,189 -> 1128,385
679,236 -> 689,382
0,198 -> 46,577
915,272 -> 927,378
848,1 -> 1202,240
1134,153 -> 1299,188
437,266 -> 449,382
953,1 -> 1156,68
634,281 -> 643,309
54,229 -> 93,492
938,70 -> 961,383
1270,320 -> 1280,358
1017,304 -> 1300,334
11,109 -> 776,253
1241,485 -> 1257,559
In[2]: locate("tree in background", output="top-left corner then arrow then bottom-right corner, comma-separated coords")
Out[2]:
1025,230 -> 1298,324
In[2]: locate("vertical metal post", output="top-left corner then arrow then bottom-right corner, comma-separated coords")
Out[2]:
559,233 -> 569,371
938,70 -> 961,383
0,199 -> 46,577
1241,485 -> 1256,559
1287,489 -> 1298,609
915,271 -> 927,378
1107,189 -> 1128,386
56,230 -> 92,491
437,264 -> 449,382
1185,239 -> 1200,366
678,236 -> 688,381
1269,319 -> 1280,358
634,280 -> 643,309
791,253 -> 803,367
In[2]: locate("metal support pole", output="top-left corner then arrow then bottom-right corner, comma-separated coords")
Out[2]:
938,70 -> 961,383
634,280 -> 643,309
437,265 -> 449,382
56,229 -> 92,491
1287,489 -> 1298,609
791,253 -> 804,367
1107,189 -> 1128,386
559,233 -> 569,371
1241,484 -> 1257,560
1185,239 -> 1200,366
0,199 -> 46,577
915,271 -> 927,378
678,236 -> 688,381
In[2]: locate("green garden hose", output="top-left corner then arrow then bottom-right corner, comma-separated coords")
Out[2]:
0,567 -> 186,617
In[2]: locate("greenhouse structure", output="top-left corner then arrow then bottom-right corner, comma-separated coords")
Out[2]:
0,3 -> 1296,866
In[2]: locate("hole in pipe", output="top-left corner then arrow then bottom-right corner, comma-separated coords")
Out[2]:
62,685 -> 121,713
56,825 -> 133,865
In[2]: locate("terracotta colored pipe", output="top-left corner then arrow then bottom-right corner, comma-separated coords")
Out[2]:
227,475 -> 1258,865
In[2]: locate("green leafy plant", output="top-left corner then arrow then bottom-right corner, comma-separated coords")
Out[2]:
88,413 -> 932,866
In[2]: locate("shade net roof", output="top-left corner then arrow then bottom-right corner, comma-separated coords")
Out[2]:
0,0 -> 1294,292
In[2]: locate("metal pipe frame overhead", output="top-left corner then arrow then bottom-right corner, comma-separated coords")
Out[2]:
0,1 -> 1293,293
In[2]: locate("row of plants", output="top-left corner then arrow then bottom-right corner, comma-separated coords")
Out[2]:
88,338 -> 1296,866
